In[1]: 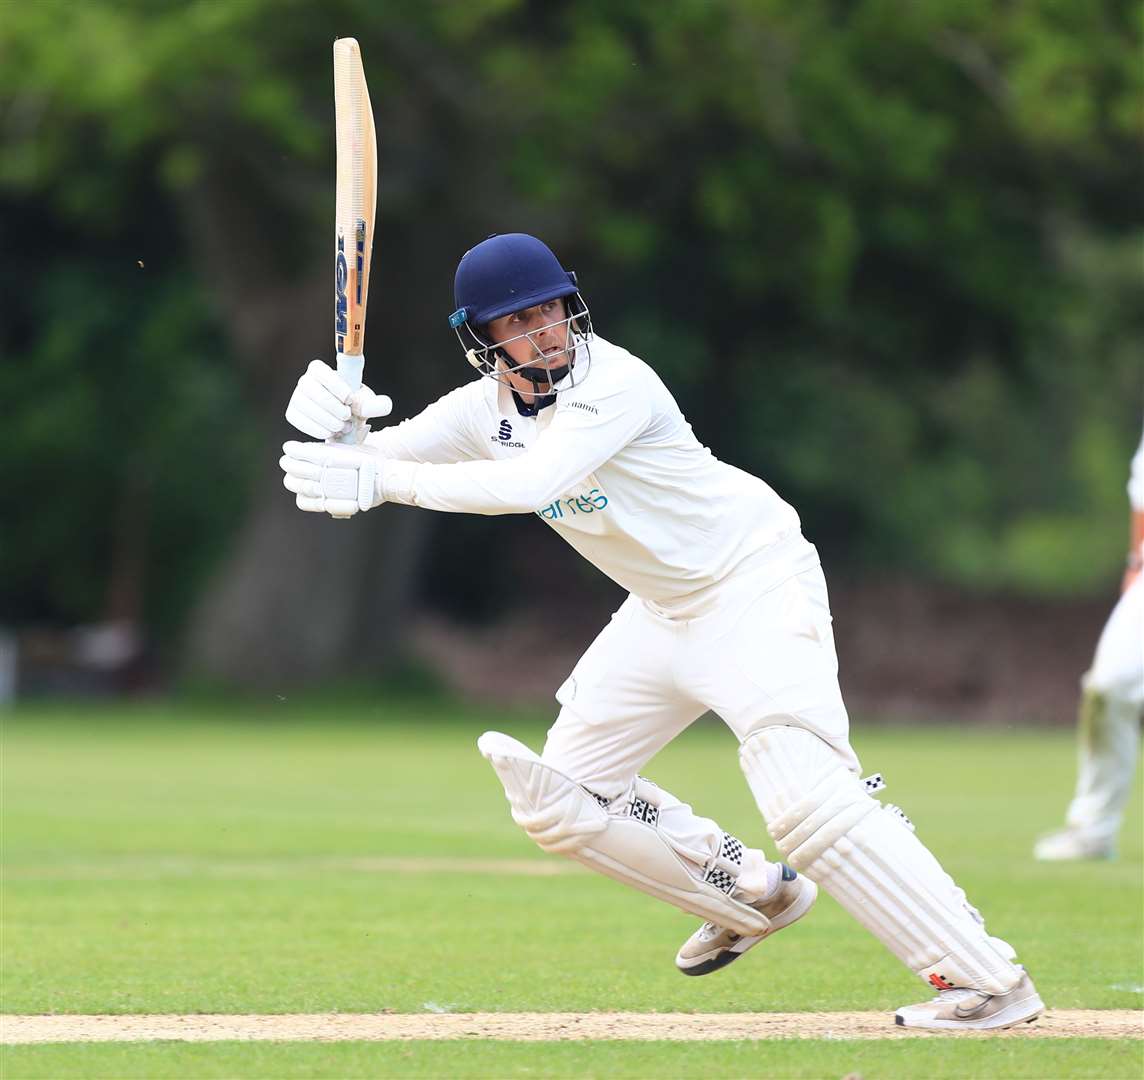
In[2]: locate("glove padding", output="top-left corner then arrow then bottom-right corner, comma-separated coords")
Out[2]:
280,441 -> 383,518
285,359 -> 393,441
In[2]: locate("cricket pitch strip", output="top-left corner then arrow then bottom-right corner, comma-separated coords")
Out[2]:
2,1011 -> 1140,1043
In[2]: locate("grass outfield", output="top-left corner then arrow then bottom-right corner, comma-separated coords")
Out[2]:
2,698 -> 1142,1078
4,1039 -> 1143,1079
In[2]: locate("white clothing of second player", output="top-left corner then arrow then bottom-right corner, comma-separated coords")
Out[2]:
1055,426 -> 1144,848
1062,576 -> 1144,842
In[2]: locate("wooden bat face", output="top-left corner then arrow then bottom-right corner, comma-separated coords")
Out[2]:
333,38 -> 377,360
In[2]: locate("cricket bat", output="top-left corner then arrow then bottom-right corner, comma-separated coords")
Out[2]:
332,37 -> 377,443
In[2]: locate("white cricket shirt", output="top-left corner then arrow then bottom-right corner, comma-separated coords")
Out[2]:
1129,424 -> 1144,512
366,336 -> 816,616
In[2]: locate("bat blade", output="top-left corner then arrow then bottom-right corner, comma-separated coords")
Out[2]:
333,36 -> 377,399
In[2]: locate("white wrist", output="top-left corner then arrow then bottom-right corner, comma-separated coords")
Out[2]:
378,458 -> 419,505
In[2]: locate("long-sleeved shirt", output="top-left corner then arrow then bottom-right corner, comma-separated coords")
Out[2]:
365,336 -> 817,616
1128,426 -> 1144,512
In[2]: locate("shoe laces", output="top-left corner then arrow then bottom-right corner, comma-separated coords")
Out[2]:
696,921 -> 741,942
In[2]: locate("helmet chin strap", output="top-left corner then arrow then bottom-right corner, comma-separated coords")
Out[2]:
515,361 -> 570,388
499,338 -> 573,391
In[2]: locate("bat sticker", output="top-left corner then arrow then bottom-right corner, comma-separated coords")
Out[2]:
335,232 -> 349,349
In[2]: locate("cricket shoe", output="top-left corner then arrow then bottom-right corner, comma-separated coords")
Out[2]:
675,865 -> 817,976
895,968 -> 1044,1031
1033,827 -> 1114,861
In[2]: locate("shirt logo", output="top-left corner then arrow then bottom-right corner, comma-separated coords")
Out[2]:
565,401 -> 599,416
536,488 -> 609,520
490,418 -> 525,448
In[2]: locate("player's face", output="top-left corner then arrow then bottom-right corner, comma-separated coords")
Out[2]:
487,299 -> 570,398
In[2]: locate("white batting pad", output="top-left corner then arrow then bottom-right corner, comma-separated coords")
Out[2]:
479,731 -> 771,936
740,725 -> 1021,994
478,731 -> 609,854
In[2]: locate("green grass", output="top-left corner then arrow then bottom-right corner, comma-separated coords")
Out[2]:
2,698 -> 1142,1078
3,1038 -> 1143,1079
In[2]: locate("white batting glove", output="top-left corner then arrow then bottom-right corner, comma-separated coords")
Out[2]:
279,441 -> 384,518
285,359 -> 393,442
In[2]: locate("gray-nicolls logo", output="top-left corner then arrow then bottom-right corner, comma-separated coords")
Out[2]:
497,419 -> 513,441
566,400 -> 598,416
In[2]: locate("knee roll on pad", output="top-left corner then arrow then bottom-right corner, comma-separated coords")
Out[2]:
477,730 -> 609,855
479,731 -> 770,936
739,725 -> 1021,994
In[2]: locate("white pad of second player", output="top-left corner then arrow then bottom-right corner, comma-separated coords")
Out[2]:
478,731 -> 770,936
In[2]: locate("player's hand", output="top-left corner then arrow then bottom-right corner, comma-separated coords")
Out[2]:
279,440 -> 385,518
285,359 -> 393,441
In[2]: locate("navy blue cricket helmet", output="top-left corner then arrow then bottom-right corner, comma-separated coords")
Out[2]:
447,234 -> 593,393
453,233 -> 578,325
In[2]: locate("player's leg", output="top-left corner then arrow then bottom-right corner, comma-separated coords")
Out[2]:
1036,576 -> 1143,860
695,564 -> 1041,1028
478,595 -> 814,945
740,724 -> 1041,1029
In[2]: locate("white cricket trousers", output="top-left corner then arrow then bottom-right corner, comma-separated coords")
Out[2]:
1066,574 -> 1144,841
541,552 -> 858,885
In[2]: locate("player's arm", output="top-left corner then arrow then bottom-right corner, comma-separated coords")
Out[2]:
281,376 -> 650,518
379,392 -> 650,514
1126,509 -> 1144,592
1125,427 -> 1144,592
362,387 -> 486,465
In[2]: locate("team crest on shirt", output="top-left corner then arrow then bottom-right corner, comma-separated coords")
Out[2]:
490,419 -> 524,449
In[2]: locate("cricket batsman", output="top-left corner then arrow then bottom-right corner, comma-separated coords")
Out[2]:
1035,423 -> 1144,860
280,233 -> 1043,1030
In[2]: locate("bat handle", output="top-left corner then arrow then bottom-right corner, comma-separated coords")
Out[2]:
326,351 -> 366,521
333,351 -> 365,446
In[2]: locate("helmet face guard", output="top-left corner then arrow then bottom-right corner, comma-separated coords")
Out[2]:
448,233 -> 595,399
448,293 -> 594,397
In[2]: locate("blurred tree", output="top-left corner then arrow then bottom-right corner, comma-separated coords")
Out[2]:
1,0 -> 1140,687
479,0 -> 1143,586
1,0 -> 507,684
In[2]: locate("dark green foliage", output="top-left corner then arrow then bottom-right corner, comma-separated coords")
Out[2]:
2,0 -> 1141,646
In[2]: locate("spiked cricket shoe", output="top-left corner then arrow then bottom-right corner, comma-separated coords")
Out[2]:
675,865 -> 817,976
895,968 -> 1044,1030
1033,827 -> 1114,861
